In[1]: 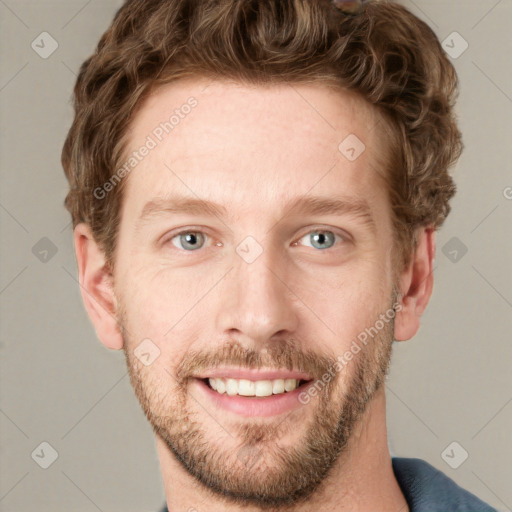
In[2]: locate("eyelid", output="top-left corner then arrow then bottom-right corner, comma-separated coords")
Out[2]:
160,226 -> 212,246
295,225 -> 352,246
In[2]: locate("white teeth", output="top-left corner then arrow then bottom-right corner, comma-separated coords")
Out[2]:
272,379 -> 285,394
284,378 -> 297,391
216,378 -> 226,394
226,378 -> 238,396
238,379 -> 255,396
255,380 -> 273,397
207,377 -> 302,397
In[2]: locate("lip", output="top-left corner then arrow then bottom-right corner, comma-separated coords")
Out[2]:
192,367 -> 314,381
192,378 -> 314,418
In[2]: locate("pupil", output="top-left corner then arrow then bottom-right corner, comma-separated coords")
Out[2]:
181,232 -> 202,250
313,231 -> 332,249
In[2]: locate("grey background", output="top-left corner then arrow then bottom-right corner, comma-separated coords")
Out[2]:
0,0 -> 511,510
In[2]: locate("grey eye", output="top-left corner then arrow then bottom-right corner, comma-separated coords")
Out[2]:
171,231 -> 206,251
301,230 -> 337,250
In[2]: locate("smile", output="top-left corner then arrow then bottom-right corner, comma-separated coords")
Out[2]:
204,377 -> 310,397
193,377 -> 314,417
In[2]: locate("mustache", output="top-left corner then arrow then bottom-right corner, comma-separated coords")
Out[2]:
176,337 -> 336,385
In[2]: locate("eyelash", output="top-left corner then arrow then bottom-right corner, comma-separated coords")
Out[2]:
161,226 -> 350,253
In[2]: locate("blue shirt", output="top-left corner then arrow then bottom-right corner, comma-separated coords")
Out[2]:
391,457 -> 497,511
158,457 -> 497,511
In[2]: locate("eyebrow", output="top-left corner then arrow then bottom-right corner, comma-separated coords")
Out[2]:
134,193 -> 377,235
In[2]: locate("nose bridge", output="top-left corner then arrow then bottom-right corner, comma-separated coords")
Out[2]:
216,234 -> 299,341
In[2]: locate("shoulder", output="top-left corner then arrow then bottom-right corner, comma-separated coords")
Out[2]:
392,457 -> 498,512
158,457 -> 498,512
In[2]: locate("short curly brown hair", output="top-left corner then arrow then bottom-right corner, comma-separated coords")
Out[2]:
62,0 -> 463,276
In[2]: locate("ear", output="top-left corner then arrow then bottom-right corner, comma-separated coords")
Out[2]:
73,222 -> 124,350
393,226 -> 436,342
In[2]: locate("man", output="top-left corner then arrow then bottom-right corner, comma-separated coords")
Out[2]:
61,0 -> 497,510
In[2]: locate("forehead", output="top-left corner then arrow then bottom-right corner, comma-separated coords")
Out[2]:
119,77 -> 390,225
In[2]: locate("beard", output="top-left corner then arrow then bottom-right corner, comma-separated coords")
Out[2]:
119,290 -> 398,511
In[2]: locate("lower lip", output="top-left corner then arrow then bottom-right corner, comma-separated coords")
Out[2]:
192,379 -> 313,418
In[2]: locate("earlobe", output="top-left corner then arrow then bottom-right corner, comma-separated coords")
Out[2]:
393,227 -> 436,342
73,223 -> 124,350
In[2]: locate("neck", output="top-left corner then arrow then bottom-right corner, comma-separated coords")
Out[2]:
156,386 -> 408,512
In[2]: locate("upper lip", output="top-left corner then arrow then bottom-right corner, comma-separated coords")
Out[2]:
193,368 -> 314,381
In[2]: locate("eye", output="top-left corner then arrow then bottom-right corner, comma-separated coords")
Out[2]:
163,227 -> 347,253
170,230 -> 207,251
295,229 -> 344,250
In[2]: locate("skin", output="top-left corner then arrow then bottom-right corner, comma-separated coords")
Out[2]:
73,77 -> 435,512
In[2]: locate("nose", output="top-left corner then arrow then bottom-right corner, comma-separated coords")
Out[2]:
214,239 -> 300,344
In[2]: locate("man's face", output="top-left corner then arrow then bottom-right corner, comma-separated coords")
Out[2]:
112,78 -> 399,507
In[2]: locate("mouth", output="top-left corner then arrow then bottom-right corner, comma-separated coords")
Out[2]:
200,377 -> 313,398
193,377 -> 315,417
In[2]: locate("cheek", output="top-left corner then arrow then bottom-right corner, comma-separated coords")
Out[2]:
117,264 -> 211,355
290,262 -> 390,346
